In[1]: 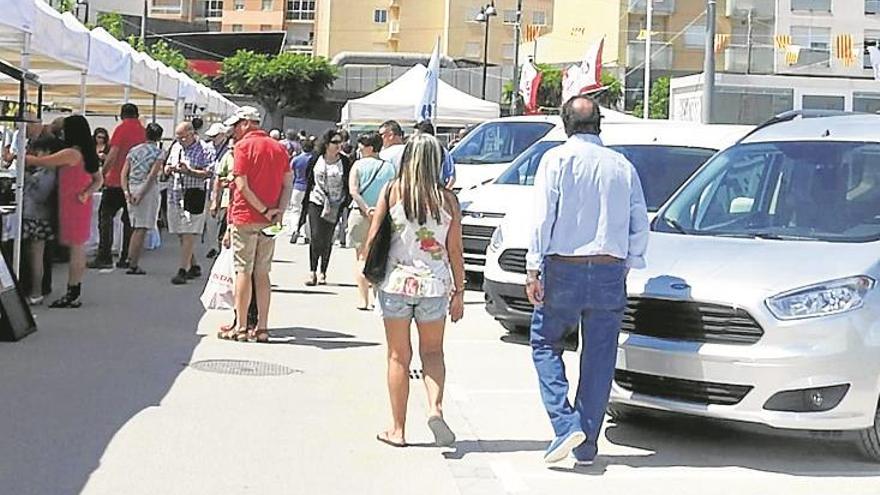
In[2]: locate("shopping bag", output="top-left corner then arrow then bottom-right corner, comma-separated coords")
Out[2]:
200,248 -> 235,310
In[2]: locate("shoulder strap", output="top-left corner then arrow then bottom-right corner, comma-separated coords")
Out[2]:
359,159 -> 388,195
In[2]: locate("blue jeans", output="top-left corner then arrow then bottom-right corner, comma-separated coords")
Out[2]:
530,257 -> 627,459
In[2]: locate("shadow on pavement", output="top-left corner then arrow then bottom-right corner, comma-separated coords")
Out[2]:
270,327 -> 380,350
272,288 -> 338,296
442,439 -> 549,460
0,260 -> 204,495
601,416 -> 880,476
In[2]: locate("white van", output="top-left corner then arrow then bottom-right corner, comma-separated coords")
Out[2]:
466,122 -> 751,279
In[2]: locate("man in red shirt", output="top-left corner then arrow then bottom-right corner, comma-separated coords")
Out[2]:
221,106 -> 293,343
89,103 -> 145,269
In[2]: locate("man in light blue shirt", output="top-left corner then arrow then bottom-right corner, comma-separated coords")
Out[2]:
525,96 -> 649,466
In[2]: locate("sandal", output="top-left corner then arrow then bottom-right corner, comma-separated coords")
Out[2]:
49,294 -> 81,309
376,432 -> 407,448
248,329 -> 270,343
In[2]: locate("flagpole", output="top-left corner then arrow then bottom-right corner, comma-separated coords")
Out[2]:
510,0 -> 523,116
643,0 -> 653,119
702,0 -> 717,124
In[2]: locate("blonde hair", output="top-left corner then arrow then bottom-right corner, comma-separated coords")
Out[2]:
398,133 -> 445,225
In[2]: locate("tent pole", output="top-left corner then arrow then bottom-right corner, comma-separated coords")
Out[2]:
152,94 -> 157,123
13,33 -> 32,276
79,72 -> 87,113
124,85 -> 131,103
173,97 -> 181,132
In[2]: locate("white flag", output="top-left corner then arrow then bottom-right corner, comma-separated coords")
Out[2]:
561,65 -> 581,103
416,38 -> 441,123
518,60 -> 542,114
560,37 -> 605,104
869,46 -> 880,81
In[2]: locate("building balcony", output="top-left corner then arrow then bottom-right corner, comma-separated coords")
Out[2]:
388,20 -> 400,40
725,0 -> 775,20
627,0 -> 675,15
627,40 -> 673,70
722,46 -> 774,74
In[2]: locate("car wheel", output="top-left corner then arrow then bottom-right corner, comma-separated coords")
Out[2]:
501,322 -> 530,334
857,399 -> 880,462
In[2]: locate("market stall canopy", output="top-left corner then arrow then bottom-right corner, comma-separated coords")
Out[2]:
340,64 -> 500,128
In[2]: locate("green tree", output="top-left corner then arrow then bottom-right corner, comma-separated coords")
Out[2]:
633,76 -> 670,119
221,50 -> 337,128
51,0 -> 75,13
96,12 -> 125,40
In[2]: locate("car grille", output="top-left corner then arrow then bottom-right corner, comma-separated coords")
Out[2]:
499,249 -> 527,274
501,295 -> 534,313
462,224 -> 496,256
614,370 -> 752,406
623,297 -> 764,345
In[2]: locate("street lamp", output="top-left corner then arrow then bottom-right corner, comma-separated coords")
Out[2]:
475,2 -> 497,100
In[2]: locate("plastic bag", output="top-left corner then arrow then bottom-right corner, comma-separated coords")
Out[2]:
200,248 -> 235,310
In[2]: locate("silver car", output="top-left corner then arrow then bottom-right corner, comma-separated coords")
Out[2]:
612,113 -> 880,461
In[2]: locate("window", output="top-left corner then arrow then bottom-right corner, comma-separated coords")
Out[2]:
683,23 -> 706,48
286,0 -> 315,20
802,94 -> 845,110
465,41 -> 481,57
854,92 -> 880,112
232,24 -> 243,31
791,25 -> 830,67
503,43 -> 515,59
260,24 -> 273,31
262,0 -> 273,10
532,10 -> 546,25
502,10 -> 518,24
203,0 -> 223,18
151,0 -> 183,14
791,0 -> 832,11
450,122 -> 555,165
374,9 -> 388,23
234,0 -> 244,11
712,86 -> 794,125
869,0 -> 880,14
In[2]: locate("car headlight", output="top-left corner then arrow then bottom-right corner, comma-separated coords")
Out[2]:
489,225 -> 504,252
766,276 -> 875,321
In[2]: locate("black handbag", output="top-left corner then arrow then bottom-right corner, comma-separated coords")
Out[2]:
363,187 -> 393,285
183,188 -> 207,214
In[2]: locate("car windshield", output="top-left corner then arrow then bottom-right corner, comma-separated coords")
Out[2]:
655,141 -> 880,243
450,121 -> 554,165
495,142 -> 716,211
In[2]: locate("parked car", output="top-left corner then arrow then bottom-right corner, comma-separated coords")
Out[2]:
470,122 -> 751,282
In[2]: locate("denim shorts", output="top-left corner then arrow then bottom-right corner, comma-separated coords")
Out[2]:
378,291 -> 448,323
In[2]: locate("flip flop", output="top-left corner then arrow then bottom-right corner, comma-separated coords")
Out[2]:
376,432 -> 407,448
427,416 -> 456,447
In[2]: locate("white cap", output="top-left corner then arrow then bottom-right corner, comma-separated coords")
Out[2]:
204,123 -> 229,138
223,106 -> 262,127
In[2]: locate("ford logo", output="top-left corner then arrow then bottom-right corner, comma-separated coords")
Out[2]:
670,283 -> 691,290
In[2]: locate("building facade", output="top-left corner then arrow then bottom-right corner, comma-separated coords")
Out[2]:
314,0 -> 554,67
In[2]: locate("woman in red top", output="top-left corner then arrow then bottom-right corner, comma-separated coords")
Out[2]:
26,116 -> 104,308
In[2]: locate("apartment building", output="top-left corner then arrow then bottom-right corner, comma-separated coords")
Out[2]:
313,0 -> 554,66
148,0 -> 315,52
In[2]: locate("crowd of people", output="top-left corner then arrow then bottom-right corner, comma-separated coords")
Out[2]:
3,94 -> 647,466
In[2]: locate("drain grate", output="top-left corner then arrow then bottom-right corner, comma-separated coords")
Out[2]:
190,359 -> 300,377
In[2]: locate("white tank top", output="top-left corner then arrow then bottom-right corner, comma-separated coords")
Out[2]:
380,200 -> 453,298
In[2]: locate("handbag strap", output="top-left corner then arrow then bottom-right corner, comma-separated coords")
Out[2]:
359,159 -> 388,196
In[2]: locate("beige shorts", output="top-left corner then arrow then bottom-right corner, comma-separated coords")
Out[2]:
231,224 -> 275,274
167,192 -> 207,235
347,208 -> 372,250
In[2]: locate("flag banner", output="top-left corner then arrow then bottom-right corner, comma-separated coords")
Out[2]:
519,60 -> 543,114
834,34 -> 854,62
561,64 -> 581,103
415,38 -> 441,123
560,37 -> 604,103
785,45 -> 801,65
714,34 -> 731,54
523,25 -> 543,43
775,34 -> 792,50
868,45 -> 880,80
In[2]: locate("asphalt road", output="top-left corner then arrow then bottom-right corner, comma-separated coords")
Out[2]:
0,237 -> 877,495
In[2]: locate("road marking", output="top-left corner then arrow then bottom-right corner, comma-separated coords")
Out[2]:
489,461 -> 528,493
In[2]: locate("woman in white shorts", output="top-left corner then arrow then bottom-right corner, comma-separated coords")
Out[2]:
364,133 -> 465,449
121,123 -> 165,275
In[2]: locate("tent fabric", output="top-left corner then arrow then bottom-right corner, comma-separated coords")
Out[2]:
32,1 -> 88,72
0,0 -> 36,33
341,64 -> 500,128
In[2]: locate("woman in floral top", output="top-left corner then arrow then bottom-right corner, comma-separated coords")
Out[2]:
364,133 -> 465,449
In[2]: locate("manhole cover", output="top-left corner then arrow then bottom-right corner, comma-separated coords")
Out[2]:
190,359 -> 300,377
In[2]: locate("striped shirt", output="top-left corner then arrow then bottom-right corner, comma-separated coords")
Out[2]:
167,140 -> 215,191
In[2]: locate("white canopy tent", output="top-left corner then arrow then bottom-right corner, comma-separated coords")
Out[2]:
341,64 -> 500,128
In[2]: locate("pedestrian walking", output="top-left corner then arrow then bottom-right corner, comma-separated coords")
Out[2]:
218,106 -> 292,343
21,136 -> 61,305
165,121 -> 214,285
209,135 -> 235,252
287,136 -> 313,244
299,129 -> 352,286
366,133 -> 465,448
204,123 -> 231,259
93,127 -> 109,168
25,115 -> 104,308
525,96 -> 649,465
121,123 -> 165,275
348,132 -> 395,310
89,104 -> 145,270
378,120 -> 406,171
280,128 -> 302,158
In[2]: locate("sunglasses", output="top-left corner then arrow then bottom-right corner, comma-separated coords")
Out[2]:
329,139 -> 343,145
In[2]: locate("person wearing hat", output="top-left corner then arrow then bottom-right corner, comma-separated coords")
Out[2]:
219,106 -> 293,343
204,123 -> 231,258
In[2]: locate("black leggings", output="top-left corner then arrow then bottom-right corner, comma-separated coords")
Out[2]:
308,203 -> 338,274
